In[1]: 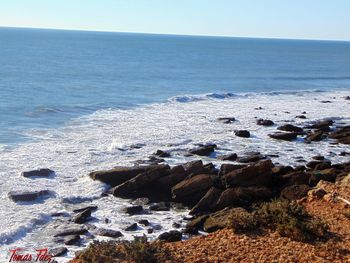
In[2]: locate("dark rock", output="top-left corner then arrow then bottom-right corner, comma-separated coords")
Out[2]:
280,171 -> 311,186
95,228 -> 123,238
89,165 -> 159,186
139,220 -> 150,226
306,130 -> 325,142
71,209 -> 91,224
277,124 -> 303,133
49,247 -> 67,257
268,132 -> 298,141
64,235 -> 80,246
280,184 -> 311,200
8,190 -> 53,202
340,151 -> 350,156
158,230 -> 182,242
156,166 -> 188,190
237,152 -> 265,163
22,168 -> 55,178
189,144 -> 217,156
312,156 -> 325,161
256,119 -> 274,126
223,159 -> 273,187
186,215 -> 209,230
73,206 -> 98,213
306,119 -> 334,130
54,227 -> 88,237
172,174 -> 215,205
190,187 -> 222,215
272,166 -> 294,176
307,160 -> 331,169
51,212 -> 68,217
296,115 -> 307,119
218,117 -> 236,124
125,223 -> 138,231
315,162 -> 332,170
183,227 -> 198,235
183,160 -> 204,175
154,150 -> 171,158
309,169 -> 337,186
218,153 -> 238,161
329,126 -> 350,145
147,228 -> 154,234
111,164 -> 170,198
321,100 -> 332,103
149,202 -> 170,211
234,130 -> 250,138
172,222 -> 181,228
123,205 -> 143,215
219,164 -> 246,176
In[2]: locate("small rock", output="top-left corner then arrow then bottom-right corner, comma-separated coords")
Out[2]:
172,222 -> 181,228
256,119 -> 274,126
54,227 -> 88,237
95,228 -> 123,238
218,117 -> 236,124
154,150 -> 171,158
49,247 -> 68,257
73,206 -> 98,213
268,132 -> 298,141
123,205 -> 143,215
125,223 -> 138,231
234,130 -> 250,138
312,155 -> 325,161
147,228 -> 154,234
218,153 -> 238,161
149,202 -> 170,211
8,190 -> 53,203
189,144 -> 217,156
277,124 -> 303,133
71,209 -> 91,224
158,230 -> 182,242
138,219 -> 150,226
296,115 -> 307,119
64,235 -> 80,246
308,188 -> 327,200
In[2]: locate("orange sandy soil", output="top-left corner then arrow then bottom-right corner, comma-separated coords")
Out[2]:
70,179 -> 350,263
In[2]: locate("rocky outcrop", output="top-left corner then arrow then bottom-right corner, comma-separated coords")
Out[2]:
190,187 -> 222,215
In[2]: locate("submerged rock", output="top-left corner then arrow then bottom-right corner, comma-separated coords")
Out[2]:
21,168 -> 55,178
8,190 -> 53,203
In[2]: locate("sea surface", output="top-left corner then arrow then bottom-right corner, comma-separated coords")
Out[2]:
0,27 -> 350,261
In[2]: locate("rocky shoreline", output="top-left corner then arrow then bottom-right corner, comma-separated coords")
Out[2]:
7,112 -> 350,262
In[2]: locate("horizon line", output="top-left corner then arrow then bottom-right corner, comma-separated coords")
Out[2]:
1,25 -> 350,43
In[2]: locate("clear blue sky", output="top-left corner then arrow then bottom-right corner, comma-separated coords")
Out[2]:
1,0 -> 349,40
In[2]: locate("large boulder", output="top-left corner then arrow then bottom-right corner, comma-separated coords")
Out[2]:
190,187 -> 223,215
219,164 -> 246,176
155,165 -> 187,189
329,126 -> 350,145
22,168 -> 55,178
89,165 -> 160,186
111,164 -> 170,198
203,207 -> 237,232
183,160 -> 204,175
8,190 -> 53,202
171,174 -> 215,205
268,132 -> 298,141
223,159 -> 273,187
189,144 -> 217,156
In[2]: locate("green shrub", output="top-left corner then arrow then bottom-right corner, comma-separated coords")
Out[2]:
228,208 -> 258,233
76,240 -> 121,263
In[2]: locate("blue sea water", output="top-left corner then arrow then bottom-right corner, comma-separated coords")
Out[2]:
0,27 -> 350,144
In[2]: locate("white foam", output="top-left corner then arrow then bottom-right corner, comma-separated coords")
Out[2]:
0,89 -> 349,262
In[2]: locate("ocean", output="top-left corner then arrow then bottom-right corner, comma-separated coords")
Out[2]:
0,27 -> 349,261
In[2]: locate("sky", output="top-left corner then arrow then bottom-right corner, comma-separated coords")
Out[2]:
0,0 -> 349,40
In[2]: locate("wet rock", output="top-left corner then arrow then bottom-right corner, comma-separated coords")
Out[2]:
89,165 -> 159,186
345,96 -> 350,100
22,168 -> 55,178
71,209 -> 91,224
156,165 -> 188,189
296,115 -> 307,119
256,119 -> 274,126
272,166 -> 294,176
95,228 -> 123,238
111,164 -> 170,198
218,153 -> 238,161
172,222 -> 181,228
73,206 -> 97,213
183,160 -> 204,175
125,223 -> 138,231
307,160 -> 331,169
340,151 -> 350,156
8,190 -> 53,203
277,124 -> 303,133
54,227 -> 88,237
223,160 -> 273,187
305,119 -> 334,130
139,219 -> 150,226
49,247 -> 68,257
172,174 -> 215,205
123,205 -> 143,215
158,230 -> 182,242
64,235 -> 80,246
190,187 -> 222,215
237,152 -> 265,163
218,117 -> 236,124
147,228 -> 154,234
312,156 -> 325,161
186,215 -> 209,230
306,130 -> 325,142
329,126 -> 350,145
189,144 -> 217,156
51,212 -> 69,217
149,202 -> 170,211
268,132 -> 298,141
321,100 -> 332,103
183,227 -> 198,235
234,130 -> 250,138
154,150 -> 171,158
281,184 -> 311,200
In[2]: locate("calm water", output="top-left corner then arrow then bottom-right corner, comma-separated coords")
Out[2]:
0,27 -> 350,144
